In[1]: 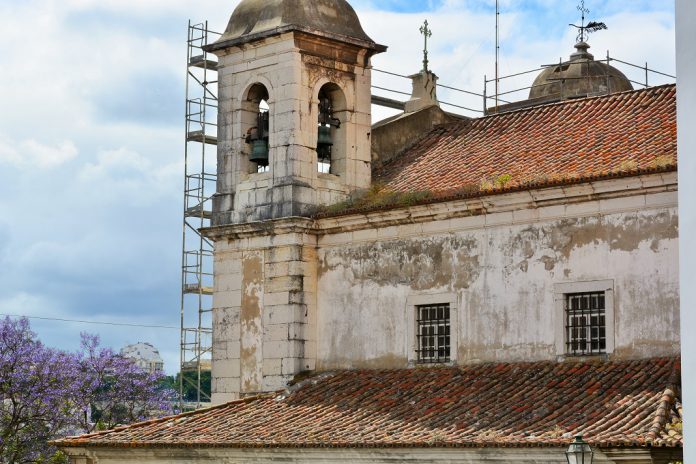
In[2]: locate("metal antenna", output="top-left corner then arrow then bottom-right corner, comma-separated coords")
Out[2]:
569,0 -> 607,43
419,20 -> 433,72
495,0 -> 500,111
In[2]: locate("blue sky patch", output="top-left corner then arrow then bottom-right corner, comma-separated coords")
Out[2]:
361,0 -> 445,13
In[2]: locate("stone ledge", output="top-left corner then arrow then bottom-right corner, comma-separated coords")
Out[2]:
202,172 -> 677,241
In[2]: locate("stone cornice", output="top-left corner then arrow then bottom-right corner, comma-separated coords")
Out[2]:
206,27 -> 386,55
316,172 -> 677,236
202,217 -> 316,241
201,172 -> 677,241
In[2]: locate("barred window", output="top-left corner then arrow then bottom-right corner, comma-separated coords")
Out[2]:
565,292 -> 606,356
416,304 -> 450,363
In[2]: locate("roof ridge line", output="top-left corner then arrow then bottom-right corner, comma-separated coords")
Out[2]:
477,83 -> 676,120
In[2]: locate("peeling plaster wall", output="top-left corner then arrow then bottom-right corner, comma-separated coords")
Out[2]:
240,251 -> 264,393
316,191 -> 680,369
209,175 -> 679,398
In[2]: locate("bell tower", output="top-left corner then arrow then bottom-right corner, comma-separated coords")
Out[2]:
208,0 -> 386,225
204,0 -> 385,403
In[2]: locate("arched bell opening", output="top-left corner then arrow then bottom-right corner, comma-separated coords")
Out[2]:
316,83 -> 347,176
242,83 -> 271,173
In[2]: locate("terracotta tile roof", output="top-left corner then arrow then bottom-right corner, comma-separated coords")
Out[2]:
56,357 -> 681,449
376,85 -> 677,195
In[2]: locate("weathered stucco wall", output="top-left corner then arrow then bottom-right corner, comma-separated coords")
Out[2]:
316,178 -> 680,369
207,173 -> 679,399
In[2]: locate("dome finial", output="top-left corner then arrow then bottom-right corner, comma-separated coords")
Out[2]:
569,0 -> 607,43
570,41 -> 594,61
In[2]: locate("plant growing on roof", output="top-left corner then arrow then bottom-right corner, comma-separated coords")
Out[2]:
316,184 -> 434,215
480,178 -> 494,190
619,159 -> 639,171
495,174 -> 513,188
649,154 -> 673,169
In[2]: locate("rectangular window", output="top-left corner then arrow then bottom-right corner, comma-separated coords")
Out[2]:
416,303 -> 450,363
565,292 -> 606,356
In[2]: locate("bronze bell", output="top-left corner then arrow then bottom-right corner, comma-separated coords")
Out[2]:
249,139 -> 269,165
317,125 -> 333,161
247,111 -> 269,166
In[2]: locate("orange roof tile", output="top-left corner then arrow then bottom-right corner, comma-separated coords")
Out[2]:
376,85 -> 677,195
56,357 -> 681,449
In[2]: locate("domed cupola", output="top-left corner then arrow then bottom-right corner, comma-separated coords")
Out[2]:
209,0 -> 382,51
529,41 -> 633,102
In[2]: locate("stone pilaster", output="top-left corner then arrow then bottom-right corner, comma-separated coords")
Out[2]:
206,219 -> 317,402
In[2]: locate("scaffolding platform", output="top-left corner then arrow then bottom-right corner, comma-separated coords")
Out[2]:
182,360 -> 212,372
186,131 -> 218,145
189,55 -> 218,70
185,204 -> 213,220
184,283 -> 214,295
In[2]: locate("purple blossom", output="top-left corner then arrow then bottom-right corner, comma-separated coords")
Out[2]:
0,317 -> 177,463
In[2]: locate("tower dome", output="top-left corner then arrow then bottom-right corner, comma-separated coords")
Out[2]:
529,42 -> 633,102
211,0 -> 379,49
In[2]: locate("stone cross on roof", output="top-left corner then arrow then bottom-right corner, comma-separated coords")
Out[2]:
419,19 -> 432,72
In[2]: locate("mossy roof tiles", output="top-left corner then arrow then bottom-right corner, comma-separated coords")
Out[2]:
376,85 -> 677,196
56,357 -> 682,449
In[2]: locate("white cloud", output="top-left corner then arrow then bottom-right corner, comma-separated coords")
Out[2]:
77,147 -> 182,206
0,135 -> 78,169
79,147 -> 151,178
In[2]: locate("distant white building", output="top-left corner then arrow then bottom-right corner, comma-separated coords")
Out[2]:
120,342 -> 164,374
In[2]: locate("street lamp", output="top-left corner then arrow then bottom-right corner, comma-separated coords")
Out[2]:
566,435 -> 593,464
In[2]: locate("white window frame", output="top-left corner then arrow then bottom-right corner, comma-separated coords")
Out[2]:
554,280 -> 615,358
407,292 -> 458,365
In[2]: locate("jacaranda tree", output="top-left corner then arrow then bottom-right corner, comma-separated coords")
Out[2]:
0,317 -> 176,463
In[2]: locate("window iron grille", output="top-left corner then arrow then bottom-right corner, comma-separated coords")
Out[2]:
565,292 -> 606,356
416,303 -> 451,363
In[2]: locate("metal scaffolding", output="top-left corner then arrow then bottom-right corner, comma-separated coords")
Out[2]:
180,21 -> 220,410
369,51 -> 675,118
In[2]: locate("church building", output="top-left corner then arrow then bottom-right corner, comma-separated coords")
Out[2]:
58,0 -> 681,462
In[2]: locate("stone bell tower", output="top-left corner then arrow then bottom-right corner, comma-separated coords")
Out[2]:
204,0 -> 385,403
208,0 -> 386,226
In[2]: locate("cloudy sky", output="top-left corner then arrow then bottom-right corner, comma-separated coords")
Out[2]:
0,0 -> 675,374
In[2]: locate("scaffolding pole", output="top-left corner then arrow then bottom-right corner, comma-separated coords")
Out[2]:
179,21 -> 219,410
